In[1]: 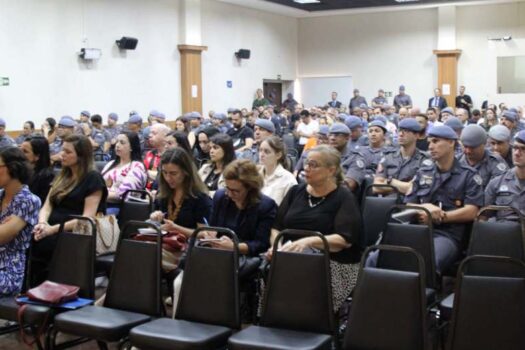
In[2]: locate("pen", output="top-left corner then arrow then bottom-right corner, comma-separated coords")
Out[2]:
202,217 -> 209,226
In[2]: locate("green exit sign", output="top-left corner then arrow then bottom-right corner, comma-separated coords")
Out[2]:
1,77 -> 9,86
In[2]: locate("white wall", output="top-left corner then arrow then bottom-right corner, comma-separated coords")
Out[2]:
200,0 -> 297,114
297,9 -> 438,109
0,0 -> 182,129
457,2 -> 525,108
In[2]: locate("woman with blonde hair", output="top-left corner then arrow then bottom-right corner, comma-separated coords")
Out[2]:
32,134 -> 107,284
268,144 -> 361,311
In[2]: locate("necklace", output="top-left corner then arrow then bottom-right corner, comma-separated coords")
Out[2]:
308,193 -> 326,208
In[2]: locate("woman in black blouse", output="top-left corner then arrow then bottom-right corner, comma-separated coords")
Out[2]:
198,133 -> 236,195
32,135 -> 107,284
270,144 -> 361,311
20,136 -> 55,203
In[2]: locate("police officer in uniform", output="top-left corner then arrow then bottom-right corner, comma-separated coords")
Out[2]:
375,118 -> 430,195
488,125 -> 513,168
458,124 -> 508,188
0,118 -> 16,150
344,115 -> 368,151
405,125 -> 484,272
326,123 -> 365,192
50,116 -> 76,165
485,130 -> 525,221
239,118 -> 274,163
357,120 -> 390,179
106,113 -> 122,159
126,114 -> 145,152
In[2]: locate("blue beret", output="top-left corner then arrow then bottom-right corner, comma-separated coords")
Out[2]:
441,107 -> 454,116
428,125 -> 458,140
359,103 -> 367,109
460,124 -> 487,147
488,125 -> 511,142
374,115 -> 387,124
59,116 -> 76,128
254,118 -> 275,133
368,120 -> 387,132
149,110 -> 160,118
502,111 -> 518,123
444,117 -> 464,131
80,110 -> 90,117
515,130 -> 525,145
188,111 -> 202,120
227,108 -> 236,113
509,107 -> 519,114
158,113 -> 166,120
399,118 -> 422,132
128,114 -> 143,124
213,113 -> 227,121
0,118 -> 6,127
329,123 -> 350,135
337,113 -> 348,122
108,113 -> 118,121
318,125 -> 329,136
344,115 -> 362,130
399,85 -> 405,91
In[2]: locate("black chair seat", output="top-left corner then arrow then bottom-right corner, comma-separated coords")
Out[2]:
54,306 -> 151,342
96,253 -> 115,273
0,297 -> 51,325
426,288 -> 437,305
130,318 -> 233,350
439,293 -> 454,321
228,326 -> 332,350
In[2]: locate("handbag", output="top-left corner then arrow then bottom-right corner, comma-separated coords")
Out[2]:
17,281 -> 79,346
75,214 -> 120,255
134,231 -> 188,271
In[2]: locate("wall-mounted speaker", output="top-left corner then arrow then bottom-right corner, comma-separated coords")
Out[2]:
116,37 -> 138,50
235,49 -> 251,59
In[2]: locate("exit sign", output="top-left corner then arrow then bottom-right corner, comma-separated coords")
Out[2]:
0,77 -> 9,86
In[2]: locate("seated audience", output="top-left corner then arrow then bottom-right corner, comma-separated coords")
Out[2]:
174,116 -> 190,134
193,127 -> 220,168
143,123 -> 170,189
270,145 -> 361,311
32,135 -> 108,284
0,118 -> 16,150
42,117 -> 57,145
0,147 -> 41,296
165,131 -> 192,154
15,121 -> 36,145
101,132 -> 147,215
20,136 -> 55,203
198,133 -> 236,195
259,136 -> 297,205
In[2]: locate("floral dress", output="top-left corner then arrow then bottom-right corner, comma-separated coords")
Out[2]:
0,186 -> 41,296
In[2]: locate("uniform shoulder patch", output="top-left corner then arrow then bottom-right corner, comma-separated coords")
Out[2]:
497,163 -> 507,171
422,159 -> 433,167
356,159 -> 365,168
473,174 -> 483,186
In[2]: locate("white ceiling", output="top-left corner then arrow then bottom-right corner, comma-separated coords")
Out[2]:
217,0 -> 525,18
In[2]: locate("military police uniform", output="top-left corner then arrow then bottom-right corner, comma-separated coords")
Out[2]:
405,158 -> 484,272
357,145 -> 390,178
458,150 -> 508,188
91,128 -> 108,160
341,149 -> 366,187
377,148 -> 430,183
485,169 -> 525,221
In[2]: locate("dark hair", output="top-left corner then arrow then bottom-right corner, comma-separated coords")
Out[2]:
209,133 -> 236,167
175,116 -> 190,133
24,136 -> 51,173
159,148 -> 208,200
194,127 -> 220,153
261,135 -> 287,166
416,113 -> 428,120
300,109 -> 310,117
25,121 -> 35,130
48,135 -> 94,203
102,131 -> 142,175
90,114 -> 103,124
0,147 -> 32,184
167,131 -> 191,154
472,109 -> 481,117
46,117 -> 56,130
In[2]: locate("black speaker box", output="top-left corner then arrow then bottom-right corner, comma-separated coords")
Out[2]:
235,49 -> 251,59
116,37 -> 138,50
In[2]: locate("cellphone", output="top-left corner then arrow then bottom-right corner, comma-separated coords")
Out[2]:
199,238 -> 222,243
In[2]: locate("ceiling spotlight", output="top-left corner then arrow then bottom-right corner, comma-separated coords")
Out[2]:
293,0 -> 321,4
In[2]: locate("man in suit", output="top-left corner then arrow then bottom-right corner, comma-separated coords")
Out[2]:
327,91 -> 342,108
428,88 -> 448,109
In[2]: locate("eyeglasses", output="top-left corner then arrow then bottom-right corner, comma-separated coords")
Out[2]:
304,160 -> 322,169
225,186 -> 243,195
513,145 -> 525,153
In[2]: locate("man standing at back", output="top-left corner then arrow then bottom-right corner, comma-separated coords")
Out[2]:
327,91 -> 342,108
455,86 -> 473,114
428,88 -> 448,109
393,85 -> 413,111
349,89 -> 367,110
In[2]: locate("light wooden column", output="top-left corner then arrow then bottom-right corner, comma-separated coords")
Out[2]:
433,50 -> 462,107
178,45 -> 207,114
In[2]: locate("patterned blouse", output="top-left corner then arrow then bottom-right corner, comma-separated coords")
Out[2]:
102,161 -> 147,200
0,186 -> 41,296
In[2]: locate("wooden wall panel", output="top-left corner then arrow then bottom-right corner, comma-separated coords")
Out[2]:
178,45 -> 207,115
433,50 -> 461,108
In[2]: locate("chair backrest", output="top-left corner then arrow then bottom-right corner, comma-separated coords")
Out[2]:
95,160 -> 108,172
378,205 -> 437,289
260,229 -> 335,335
104,221 -> 162,316
176,227 -> 240,329
360,184 -> 400,249
47,216 -> 96,299
447,255 -> 525,350
118,190 -> 153,228
466,206 -> 525,276
344,245 -> 428,350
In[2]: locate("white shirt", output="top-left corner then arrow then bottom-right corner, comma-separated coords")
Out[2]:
259,164 -> 297,205
297,120 -> 319,145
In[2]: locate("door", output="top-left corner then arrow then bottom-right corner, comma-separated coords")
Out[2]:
263,82 -> 282,107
